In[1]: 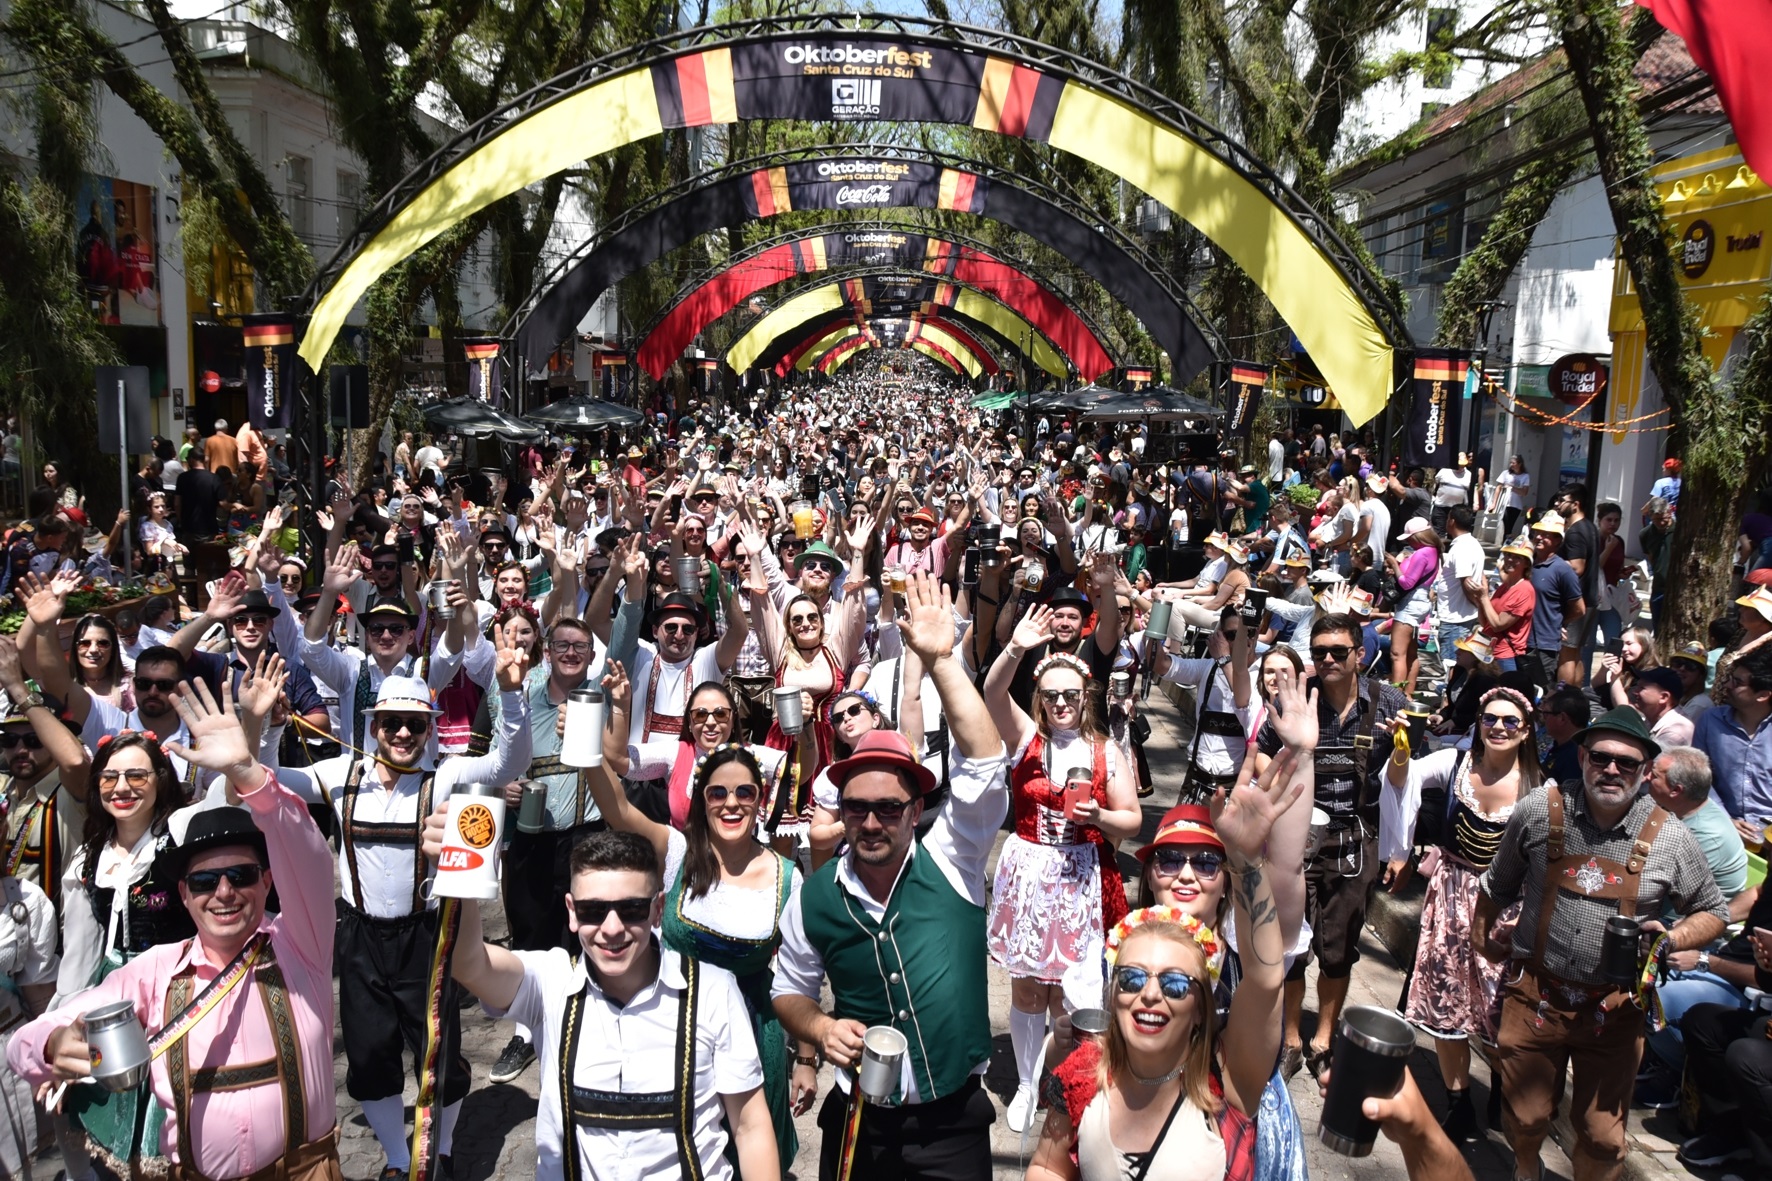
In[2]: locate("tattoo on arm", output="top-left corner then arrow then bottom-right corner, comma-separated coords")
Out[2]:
1237,865 -> 1282,967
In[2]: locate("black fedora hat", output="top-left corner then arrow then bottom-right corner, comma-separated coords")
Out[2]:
170,806 -> 269,875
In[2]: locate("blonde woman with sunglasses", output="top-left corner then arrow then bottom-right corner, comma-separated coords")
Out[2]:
984,604 -> 1142,1133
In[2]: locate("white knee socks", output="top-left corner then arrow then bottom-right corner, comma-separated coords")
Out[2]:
1010,1007 -> 1048,1090
361,1094 -> 410,1168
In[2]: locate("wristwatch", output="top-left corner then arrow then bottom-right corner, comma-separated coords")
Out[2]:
9,691 -> 43,714
1696,951 -> 1711,974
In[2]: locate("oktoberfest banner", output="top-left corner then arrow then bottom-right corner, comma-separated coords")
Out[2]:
463,339 -> 502,405
1225,362 -> 1268,439
241,314 -> 296,430
1403,349 -> 1469,466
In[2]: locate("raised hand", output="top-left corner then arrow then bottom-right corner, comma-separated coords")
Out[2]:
620,534 -> 650,584
495,627 -> 531,691
434,527 -> 469,581
1089,551 -> 1117,594
1213,745 -> 1306,861
601,659 -> 632,715
17,572 -> 69,627
164,678 -> 257,783
1268,664 -> 1320,752
238,651 -> 289,725
1317,583 -> 1354,616
205,570 -> 248,620
900,570 -> 957,665
323,542 -> 363,595
1010,603 -> 1055,653
0,635 -> 25,693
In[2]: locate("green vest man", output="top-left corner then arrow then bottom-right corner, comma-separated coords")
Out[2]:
772,572 -> 1008,1181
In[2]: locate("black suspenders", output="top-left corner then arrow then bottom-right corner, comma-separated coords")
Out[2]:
558,954 -> 702,1181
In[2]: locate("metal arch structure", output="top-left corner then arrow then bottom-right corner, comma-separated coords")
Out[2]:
728,269 -> 1071,377
817,322 -> 984,378
502,141 -> 1224,379
297,15 -> 1411,423
633,218 -> 1114,379
801,315 -> 1000,378
771,297 -> 1025,377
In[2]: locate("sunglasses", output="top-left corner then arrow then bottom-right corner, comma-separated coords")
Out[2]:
0,733 -> 43,750
1586,750 -> 1644,775
76,638 -> 112,649
572,896 -> 654,926
98,766 -> 157,789
839,798 -> 911,824
1310,644 -> 1356,664
278,573 -> 303,584
230,614 -> 273,628
788,613 -> 822,627
690,707 -> 733,723
1151,849 -> 1225,879
1480,712 -> 1524,732
831,701 -> 870,722
377,714 -> 432,735
799,560 -> 837,575
134,676 -> 179,693
658,622 -> 696,637
706,783 -> 759,804
184,863 -> 266,894
1038,688 -> 1083,706
371,560 -> 400,571
366,622 -> 411,637
1113,965 -> 1195,1001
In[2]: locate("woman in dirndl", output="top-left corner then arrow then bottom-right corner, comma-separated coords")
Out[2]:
748,560 -> 865,856
1381,682 -> 1535,1141
983,605 -> 1141,1134
57,733 -> 199,1178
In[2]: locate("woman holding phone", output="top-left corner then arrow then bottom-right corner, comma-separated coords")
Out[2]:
983,605 -> 1142,1133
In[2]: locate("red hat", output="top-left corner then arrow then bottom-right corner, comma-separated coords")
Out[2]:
1663,458 -> 1682,473
825,730 -> 937,798
905,507 -> 938,527
1747,568 -> 1772,587
1135,803 -> 1225,862
60,508 -> 88,529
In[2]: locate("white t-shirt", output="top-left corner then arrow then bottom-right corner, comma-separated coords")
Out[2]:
1360,499 -> 1391,568
1496,470 -> 1530,511
1267,438 -> 1285,484
1436,532 -> 1486,624
1433,467 -> 1472,508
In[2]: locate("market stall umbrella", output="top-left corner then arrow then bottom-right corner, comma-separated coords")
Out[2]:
1073,385 -> 1224,423
970,391 -> 1018,411
420,397 -> 544,442
521,395 -> 644,433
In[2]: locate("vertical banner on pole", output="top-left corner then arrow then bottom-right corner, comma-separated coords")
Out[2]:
697,357 -> 719,395
463,339 -> 502,405
1403,349 -> 1469,466
242,314 -> 298,431
1225,362 -> 1268,439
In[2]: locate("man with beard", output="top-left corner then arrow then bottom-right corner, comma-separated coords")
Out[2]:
209,589 -> 330,765
1475,707 -> 1726,1181
302,542 -> 456,758
0,637 -> 88,911
886,505 -> 960,581
1005,566 -> 1121,717
772,573 -> 1007,1180
9,683 -> 342,1181
621,591 -> 748,825
281,657 -> 531,1181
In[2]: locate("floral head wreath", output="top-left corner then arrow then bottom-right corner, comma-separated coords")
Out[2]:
1105,905 -> 1223,982
1032,652 -> 1091,684
1478,684 -> 1536,718
690,742 -> 764,796
825,689 -> 879,724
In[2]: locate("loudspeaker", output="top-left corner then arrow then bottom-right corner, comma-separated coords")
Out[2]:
329,365 -> 369,429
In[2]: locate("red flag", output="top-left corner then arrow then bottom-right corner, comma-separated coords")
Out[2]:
1637,0 -> 1772,180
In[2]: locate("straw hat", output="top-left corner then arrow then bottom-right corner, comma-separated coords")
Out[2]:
1529,511 -> 1566,537
1735,586 -> 1772,625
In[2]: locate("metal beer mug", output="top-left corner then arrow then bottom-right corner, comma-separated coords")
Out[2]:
84,1001 -> 151,1092
857,1026 -> 908,1103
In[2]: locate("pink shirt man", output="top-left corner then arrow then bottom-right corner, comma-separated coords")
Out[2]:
6,774 -> 335,1178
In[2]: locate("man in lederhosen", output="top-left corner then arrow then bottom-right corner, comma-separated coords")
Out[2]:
1150,610 -> 1255,804
0,638 -> 87,910
434,827 -> 778,1180
1475,706 -> 1727,1181
283,657 -> 532,1181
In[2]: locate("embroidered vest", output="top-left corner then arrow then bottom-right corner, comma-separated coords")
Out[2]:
799,847 -> 991,1103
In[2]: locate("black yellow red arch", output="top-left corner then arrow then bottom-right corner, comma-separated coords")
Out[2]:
301,18 -> 1405,422
508,143 -> 1219,380
637,222 -> 1109,378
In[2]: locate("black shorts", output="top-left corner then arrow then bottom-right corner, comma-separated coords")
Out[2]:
1303,827 -> 1381,978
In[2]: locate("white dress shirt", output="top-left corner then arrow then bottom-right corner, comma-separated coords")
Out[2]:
625,643 -> 725,778
279,687 -> 530,918
495,946 -> 762,1181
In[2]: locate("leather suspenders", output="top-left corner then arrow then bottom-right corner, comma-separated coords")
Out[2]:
339,759 -> 436,913
558,955 -> 703,1181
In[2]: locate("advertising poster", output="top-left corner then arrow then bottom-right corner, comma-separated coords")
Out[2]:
74,177 -> 161,326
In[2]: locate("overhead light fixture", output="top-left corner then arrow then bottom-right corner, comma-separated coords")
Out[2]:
1727,165 -> 1758,190
1665,179 -> 1691,204
1696,173 -> 1718,196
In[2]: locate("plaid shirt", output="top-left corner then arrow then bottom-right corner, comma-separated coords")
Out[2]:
1257,677 -> 1407,820
1480,783 -> 1727,986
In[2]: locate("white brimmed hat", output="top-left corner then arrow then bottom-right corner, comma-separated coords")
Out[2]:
363,676 -> 442,715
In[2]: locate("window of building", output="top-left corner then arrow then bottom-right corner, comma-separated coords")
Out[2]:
337,170 -> 362,240
285,154 -> 312,239
1424,8 -> 1457,89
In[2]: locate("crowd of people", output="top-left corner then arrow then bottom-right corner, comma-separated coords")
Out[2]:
0,370 -> 1763,1181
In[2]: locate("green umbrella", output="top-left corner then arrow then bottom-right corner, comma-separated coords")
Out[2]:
970,391 -> 1018,411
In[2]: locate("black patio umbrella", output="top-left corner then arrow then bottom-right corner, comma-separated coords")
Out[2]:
521,395 -> 644,433
420,397 -> 544,442
1073,386 -> 1224,423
